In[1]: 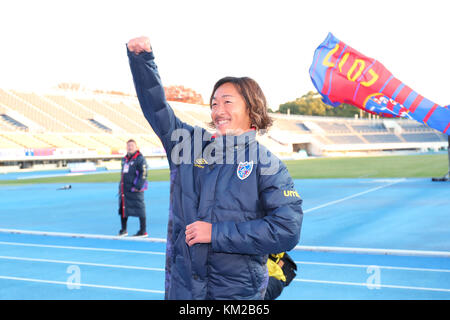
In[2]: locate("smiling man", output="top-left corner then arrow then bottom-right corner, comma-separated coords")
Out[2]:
127,36 -> 303,300
211,81 -> 253,136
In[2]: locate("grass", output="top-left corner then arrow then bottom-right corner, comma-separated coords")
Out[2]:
0,168 -> 170,185
0,154 -> 447,185
284,153 -> 449,179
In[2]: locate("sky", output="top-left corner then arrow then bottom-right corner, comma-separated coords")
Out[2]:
1,0 -> 449,110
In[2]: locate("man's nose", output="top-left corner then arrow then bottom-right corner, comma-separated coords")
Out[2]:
212,102 -> 227,114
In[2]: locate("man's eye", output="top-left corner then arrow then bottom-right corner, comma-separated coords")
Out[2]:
225,101 -> 232,104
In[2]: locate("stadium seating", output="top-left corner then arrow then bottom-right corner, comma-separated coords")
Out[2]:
401,132 -> 446,143
74,98 -> 146,134
362,134 -> 403,143
33,134 -> 84,149
316,121 -> 352,133
0,134 -> 23,148
398,121 -> 433,132
350,123 -> 387,133
0,88 -> 447,159
13,91 -> 96,133
1,132 -> 50,148
326,135 -> 365,144
45,95 -> 101,133
0,89 -> 70,132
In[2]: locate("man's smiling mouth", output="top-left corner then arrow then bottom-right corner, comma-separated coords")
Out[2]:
215,118 -> 231,126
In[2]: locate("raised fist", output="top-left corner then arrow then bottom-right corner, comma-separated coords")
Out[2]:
127,36 -> 152,54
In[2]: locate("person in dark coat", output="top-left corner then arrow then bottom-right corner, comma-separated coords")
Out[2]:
118,139 -> 149,237
127,37 -> 303,299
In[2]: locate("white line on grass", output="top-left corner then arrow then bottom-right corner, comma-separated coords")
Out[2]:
0,275 -> 164,294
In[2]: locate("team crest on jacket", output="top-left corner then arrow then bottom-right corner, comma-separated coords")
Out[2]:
237,161 -> 253,180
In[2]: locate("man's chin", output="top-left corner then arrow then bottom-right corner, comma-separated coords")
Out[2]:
215,127 -> 247,136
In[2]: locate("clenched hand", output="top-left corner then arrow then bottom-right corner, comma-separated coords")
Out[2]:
127,36 -> 152,54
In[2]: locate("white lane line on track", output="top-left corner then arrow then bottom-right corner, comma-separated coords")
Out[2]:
0,241 -> 165,255
303,178 -> 405,214
2,235 -> 449,258
0,255 -> 164,271
0,228 -> 166,243
0,275 -> 164,294
292,244 -> 450,258
293,278 -> 450,293
294,260 -> 450,273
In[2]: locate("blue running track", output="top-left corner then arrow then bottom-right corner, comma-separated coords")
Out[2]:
0,177 -> 449,299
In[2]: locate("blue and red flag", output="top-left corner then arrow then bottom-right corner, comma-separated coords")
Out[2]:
309,33 -> 450,135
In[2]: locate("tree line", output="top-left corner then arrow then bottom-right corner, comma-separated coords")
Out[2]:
274,91 -> 363,118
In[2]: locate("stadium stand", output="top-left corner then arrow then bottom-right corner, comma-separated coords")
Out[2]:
0,88 -> 447,168
0,114 -> 28,131
327,135 -> 366,144
45,94 -> 103,133
0,89 -> 70,132
33,133 -> 84,149
362,134 -> 403,144
401,132 -> 447,143
0,134 -> 23,148
268,114 -> 447,156
316,121 -> 352,133
2,132 -> 50,149
350,123 -> 387,133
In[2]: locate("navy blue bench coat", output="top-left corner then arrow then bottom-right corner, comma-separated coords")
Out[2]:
128,49 -> 303,300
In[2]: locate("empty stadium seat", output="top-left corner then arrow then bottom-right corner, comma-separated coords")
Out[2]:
1,133 -> 51,148
326,135 -> 365,144
0,134 -> 23,148
401,133 -> 444,142
75,98 -> 148,134
362,134 -> 402,143
2,90 -> 71,132
317,122 -> 352,133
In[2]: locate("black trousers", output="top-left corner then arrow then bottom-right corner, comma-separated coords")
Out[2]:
120,216 -> 146,232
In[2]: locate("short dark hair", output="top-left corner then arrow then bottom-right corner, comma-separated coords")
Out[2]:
127,139 -> 136,144
209,76 -> 273,133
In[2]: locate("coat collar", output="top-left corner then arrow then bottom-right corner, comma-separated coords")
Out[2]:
125,150 -> 140,161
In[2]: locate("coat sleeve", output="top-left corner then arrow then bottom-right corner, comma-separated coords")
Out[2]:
119,158 -> 124,193
132,156 -> 148,191
211,162 -> 303,255
127,48 -> 194,165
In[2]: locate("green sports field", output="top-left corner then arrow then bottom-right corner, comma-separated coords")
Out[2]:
0,153 -> 447,185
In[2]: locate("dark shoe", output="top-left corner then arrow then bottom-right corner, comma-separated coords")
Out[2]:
133,230 -> 148,238
118,229 -> 128,237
